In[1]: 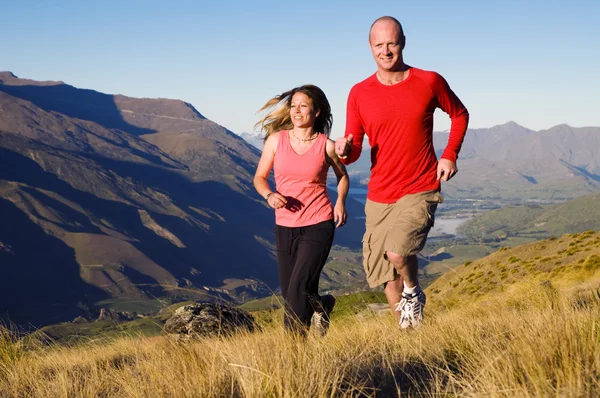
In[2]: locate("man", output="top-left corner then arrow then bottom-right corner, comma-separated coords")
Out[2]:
335,16 -> 469,329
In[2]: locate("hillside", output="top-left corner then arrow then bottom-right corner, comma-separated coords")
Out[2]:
0,72 -> 366,327
1,231 -> 598,396
34,230 -> 600,343
457,192 -> 600,241
427,230 -> 600,306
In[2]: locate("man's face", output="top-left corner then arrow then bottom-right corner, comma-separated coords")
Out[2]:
369,20 -> 404,72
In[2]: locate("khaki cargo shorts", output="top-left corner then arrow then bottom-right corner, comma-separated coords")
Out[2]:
362,190 -> 443,288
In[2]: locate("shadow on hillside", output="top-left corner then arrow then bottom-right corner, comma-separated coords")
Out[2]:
90,157 -> 283,284
566,162 -> 600,183
0,148 -> 280,294
353,351 -> 462,396
94,154 -> 365,249
1,140 -> 365,329
429,252 -> 453,262
74,123 -> 186,170
0,198 -> 109,328
0,83 -> 155,136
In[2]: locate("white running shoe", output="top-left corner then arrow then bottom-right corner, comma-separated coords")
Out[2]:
311,294 -> 335,337
396,289 -> 426,329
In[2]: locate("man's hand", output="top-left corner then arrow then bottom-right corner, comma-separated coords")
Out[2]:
437,158 -> 458,181
335,134 -> 353,159
333,202 -> 347,228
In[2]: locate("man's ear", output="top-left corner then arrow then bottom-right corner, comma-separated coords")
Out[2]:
400,35 -> 406,50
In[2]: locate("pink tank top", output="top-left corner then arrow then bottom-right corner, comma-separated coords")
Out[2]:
274,131 -> 333,227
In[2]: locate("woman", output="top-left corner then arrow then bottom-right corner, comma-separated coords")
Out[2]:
253,84 -> 349,336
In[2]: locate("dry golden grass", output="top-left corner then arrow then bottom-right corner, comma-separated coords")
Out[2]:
1,232 -> 599,397
1,283 -> 598,397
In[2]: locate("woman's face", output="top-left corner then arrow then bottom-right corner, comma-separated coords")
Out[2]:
290,92 -> 320,129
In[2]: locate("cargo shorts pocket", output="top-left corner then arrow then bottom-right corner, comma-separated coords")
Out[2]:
362,232 -> 373,272
422,201 -> 437,230
362,232 -> 390,286
409,194 -> 442,254
421,191 -> 443,230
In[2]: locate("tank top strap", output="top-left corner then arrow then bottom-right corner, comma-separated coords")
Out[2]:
276,130 -> 290,153
313,133 -> 327,157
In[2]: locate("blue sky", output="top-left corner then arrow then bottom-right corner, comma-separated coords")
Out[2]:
2,0 -> 599,138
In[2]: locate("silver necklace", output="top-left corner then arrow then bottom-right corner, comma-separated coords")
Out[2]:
292,129 -> 318,142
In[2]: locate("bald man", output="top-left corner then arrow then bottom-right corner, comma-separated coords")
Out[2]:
335,16 -> 469,329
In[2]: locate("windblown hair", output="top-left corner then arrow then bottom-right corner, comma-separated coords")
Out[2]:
254,84 -> 332,142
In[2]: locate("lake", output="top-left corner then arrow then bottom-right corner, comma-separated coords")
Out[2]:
429,217 -> 469,237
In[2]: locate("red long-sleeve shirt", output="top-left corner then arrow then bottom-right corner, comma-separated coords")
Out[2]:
343,67 -> 469,203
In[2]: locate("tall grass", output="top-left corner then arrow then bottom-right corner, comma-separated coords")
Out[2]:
1,280 -> 598,397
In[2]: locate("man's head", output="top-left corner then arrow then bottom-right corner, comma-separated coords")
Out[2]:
369,16 -> 406,72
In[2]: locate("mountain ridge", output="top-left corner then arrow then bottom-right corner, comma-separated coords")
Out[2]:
0,72 -> 366,327
241,121 -> 600,201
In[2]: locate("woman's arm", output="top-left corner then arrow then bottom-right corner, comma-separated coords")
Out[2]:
253,132 -> 287,209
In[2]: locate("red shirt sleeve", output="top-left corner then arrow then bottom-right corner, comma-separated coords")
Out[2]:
341,85 -> 366,165
430,73 -> 469,162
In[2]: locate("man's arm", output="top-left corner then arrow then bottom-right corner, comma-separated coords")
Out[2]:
432,73 -> 469,162
336,86 -> 366,165
326,139 -> 349,228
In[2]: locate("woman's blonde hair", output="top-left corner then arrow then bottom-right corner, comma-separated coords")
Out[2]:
254,84 -> 332,142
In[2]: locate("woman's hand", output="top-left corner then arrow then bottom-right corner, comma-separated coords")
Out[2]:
334,202 -> 347,227
267,192 -> 288,209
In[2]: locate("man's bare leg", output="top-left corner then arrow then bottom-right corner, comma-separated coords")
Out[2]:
386,252 -> 425,328
386,253 -> 419,288
384,276 -> 404,322
383,253 -> 418,322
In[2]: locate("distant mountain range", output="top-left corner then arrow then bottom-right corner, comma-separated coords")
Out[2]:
246,121 -> 600,202
433,122 -> 600,201
0,72 -> 365,327
239,131 -> 265,150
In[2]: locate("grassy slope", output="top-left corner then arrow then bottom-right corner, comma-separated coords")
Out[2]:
26,231 -> 600,344
428,230 -> 600,307
524,193 -> 600,235
2,231 -> 598,396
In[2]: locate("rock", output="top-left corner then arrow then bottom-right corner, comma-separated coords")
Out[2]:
72,316 -> 88,323
367,303 -> 391,316
164,302 -> 256,339
96,308 -> 137,322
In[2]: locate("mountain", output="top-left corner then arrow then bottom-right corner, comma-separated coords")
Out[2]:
0,72 -> 366,327
434,121 -> 600,201
239,131 -> 264,150
347,121 -> 600,202
457,192 -> 600,241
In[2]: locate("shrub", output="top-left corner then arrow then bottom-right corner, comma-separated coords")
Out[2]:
583,254 -> 600,272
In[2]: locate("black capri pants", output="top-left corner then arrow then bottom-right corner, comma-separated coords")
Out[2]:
275,219 -> 335,333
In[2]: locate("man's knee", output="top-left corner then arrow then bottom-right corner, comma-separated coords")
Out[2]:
386,251 -> 409,267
